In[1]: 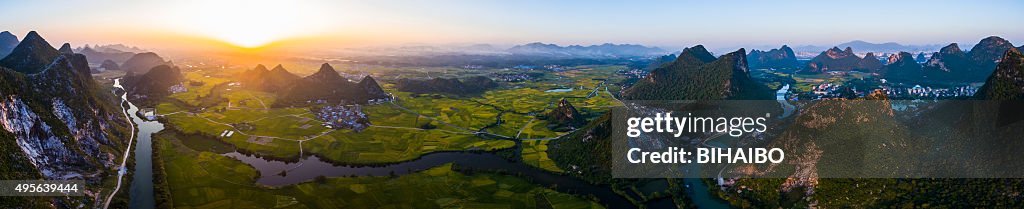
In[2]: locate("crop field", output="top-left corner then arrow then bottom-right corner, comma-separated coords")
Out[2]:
303,127 -> 514,163
157,134 -> 600,208
168,72 -> 231,107
160,88 -> 512,164
486,112 -> 533,138
521,140 -> 564,173
149,64 -> 633,208
392,91 -> 502,131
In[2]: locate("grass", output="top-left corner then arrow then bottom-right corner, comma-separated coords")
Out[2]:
157,133 -> 601,208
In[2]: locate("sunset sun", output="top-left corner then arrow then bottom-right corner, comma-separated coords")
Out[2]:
173,0 -> 327,48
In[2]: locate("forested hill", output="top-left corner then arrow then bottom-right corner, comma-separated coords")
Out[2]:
622,45 -> 773,100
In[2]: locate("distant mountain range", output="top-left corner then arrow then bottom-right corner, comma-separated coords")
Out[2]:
913,36 -> 1019,82
507,42 -> 669,58
789,36 -> 1023,83
77,47 -> 137,66
79,44 -> 146,54
792,40 -> 943,56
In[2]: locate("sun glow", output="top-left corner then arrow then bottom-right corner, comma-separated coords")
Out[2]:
166,0 -> 330,48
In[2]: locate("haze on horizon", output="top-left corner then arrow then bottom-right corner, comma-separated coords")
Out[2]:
1,0 -> 1022,53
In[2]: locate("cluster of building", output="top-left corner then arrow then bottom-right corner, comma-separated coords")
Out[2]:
168,83 -> 187,94
490,72 -> 534,82
542,65 -> 565,71
367,97 -> 393,105
619,68 -> 649,79
314,104 -> 369,131
882,85 -> 977,99
808,83 -> 848,98
797,81 -> 979,100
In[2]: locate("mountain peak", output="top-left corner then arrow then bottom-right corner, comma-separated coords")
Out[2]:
976,47 -> 1024,100
305,63 -> 344,83
747,45 -> 798,69
253,64 -> 269,72
358,75 -> 388,99
361,75 -> 376,82
978,36 -> 1010,45
317,63 -> 335,73
58,43 -> 73,54
0,31 -> 59,73
940,43 -> 962,54
0,31 -> 17,57
968,36 -> 1016,72
883,52 -> 924,78
272,64 -> 286,71
23,31 -> 43,42
677,45 -> 716,63
545,98 -> 584,130
624,47 -> 770,100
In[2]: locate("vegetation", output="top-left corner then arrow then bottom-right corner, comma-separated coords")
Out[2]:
520,140 -> 564,172
623,46 -> 773,100
977,48 -> 1024,100
156,132 -> 602,208
395,76 -> 498,95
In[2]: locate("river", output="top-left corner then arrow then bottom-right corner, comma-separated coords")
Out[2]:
777,84 -> 795,118
225,151 -> 637,208
108,78 -> 165,209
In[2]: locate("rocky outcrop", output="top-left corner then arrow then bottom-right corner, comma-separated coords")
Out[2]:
1,38 -> 130,185
747,45 -> 799,70
803,47 -> 887,73
623,45 -> 772,100
976,48 -> 1024,100
277,63 -> 391,106
544,98 -> 585,130
882,52 -> 923,79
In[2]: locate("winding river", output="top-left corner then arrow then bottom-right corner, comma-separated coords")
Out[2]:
107,77 -> 755,208
225,151 -> 637,208
109,78 -> 165,209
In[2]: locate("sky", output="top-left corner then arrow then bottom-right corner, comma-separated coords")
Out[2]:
1,0 -> 1022,52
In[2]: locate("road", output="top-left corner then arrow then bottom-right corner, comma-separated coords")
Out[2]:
104,79 -> 135,209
